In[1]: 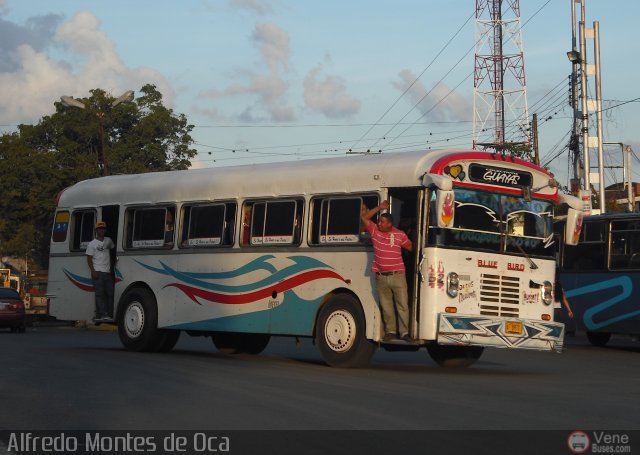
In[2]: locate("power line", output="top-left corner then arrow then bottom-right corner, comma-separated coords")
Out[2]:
348,11 -> 475,151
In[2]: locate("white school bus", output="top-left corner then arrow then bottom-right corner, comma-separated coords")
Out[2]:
48,149 -> 583,367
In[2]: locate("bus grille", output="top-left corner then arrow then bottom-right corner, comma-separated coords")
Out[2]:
479,274 -> 520,317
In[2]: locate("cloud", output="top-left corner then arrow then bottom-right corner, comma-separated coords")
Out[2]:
0,11 -> 173,125
229,0 -> 273,15
0,13 -> 62,72
303,65 -> 361,118
393,69 -> 471,123
251,22 -> 288,74
201,21 -> 295,122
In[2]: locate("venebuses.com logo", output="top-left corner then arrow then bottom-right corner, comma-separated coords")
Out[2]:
567,431 -> 632,454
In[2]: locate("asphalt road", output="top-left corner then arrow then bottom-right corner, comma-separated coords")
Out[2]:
1,324 -> 639,434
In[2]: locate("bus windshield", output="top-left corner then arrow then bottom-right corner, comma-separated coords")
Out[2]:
428,188 -> 554,257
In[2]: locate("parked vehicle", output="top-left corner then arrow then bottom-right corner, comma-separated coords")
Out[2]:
0,288 -> 26,332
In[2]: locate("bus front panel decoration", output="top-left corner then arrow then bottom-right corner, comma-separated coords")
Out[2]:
47,149 -> 581,368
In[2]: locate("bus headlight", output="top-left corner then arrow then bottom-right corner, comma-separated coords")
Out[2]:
542,280 -> 553,306
447,272 -> 459,298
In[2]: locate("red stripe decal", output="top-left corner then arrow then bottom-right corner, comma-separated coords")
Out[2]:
167,269 -> 346,305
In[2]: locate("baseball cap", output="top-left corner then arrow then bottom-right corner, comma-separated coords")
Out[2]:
95,221 -> 107,229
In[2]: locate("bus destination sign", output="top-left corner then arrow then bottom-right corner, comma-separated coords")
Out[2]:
468,163 -> 533,188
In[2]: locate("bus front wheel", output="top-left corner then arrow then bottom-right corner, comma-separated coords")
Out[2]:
426,344 -> 484,368
586,331 -> 611,347
118,288 -> 167,352
315,294 -> 375,368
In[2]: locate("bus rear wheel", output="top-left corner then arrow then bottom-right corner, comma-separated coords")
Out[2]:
426,344 -> 484,368
118,288 -> 167,352
586,331 -> 611,347
315,294 -> 375,368
211,332 -> 271,355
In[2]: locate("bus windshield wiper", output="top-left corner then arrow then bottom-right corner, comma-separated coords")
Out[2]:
505,233 -> 538,270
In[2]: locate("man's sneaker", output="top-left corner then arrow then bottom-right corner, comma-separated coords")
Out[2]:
401,334 -> 411,342
382,333 -> 395,342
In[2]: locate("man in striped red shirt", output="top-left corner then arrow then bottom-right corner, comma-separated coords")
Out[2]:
362,200 -> 413,342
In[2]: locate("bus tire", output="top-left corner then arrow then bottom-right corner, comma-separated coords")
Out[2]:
118,288 -> 164,352
315,294 -> 375,368
426,344 -> 484,368
211,332 -> 270,355
586,331 -> 611,347
156,330 -> 180,352
242,333 -> 271,355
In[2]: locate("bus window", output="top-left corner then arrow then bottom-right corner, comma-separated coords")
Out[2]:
246,199 -> 302,246
126,207 -> 175,249
310,195 -> 378,245
562,220 -> 605,270
610,219 -> 640,269
310,197 -> 363,245
52,211 -> 70,243
71,210 -> 96,251
181,202 -> 236,247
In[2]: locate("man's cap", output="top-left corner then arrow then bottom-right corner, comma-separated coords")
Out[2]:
95,221 -> 107,229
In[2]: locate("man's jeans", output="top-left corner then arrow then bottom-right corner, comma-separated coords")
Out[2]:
375,272 -> 409,336
93,271 -> 114,318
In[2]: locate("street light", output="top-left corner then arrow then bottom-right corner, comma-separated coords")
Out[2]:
566,50 -> 581,63
60,90 -> 134,176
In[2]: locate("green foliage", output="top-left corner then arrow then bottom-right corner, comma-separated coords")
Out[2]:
0,84 -> 197,268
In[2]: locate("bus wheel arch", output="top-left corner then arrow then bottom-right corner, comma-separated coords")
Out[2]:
314,292 -> 376,368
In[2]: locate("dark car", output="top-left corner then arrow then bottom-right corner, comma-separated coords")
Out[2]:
0,288 -> 26,332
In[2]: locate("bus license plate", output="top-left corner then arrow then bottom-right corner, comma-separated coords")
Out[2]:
505,321 -> 523,334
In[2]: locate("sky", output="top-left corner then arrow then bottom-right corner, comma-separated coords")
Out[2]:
1,0 -> 639,189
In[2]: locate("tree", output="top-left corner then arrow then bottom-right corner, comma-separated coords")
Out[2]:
0,84 -> 197,268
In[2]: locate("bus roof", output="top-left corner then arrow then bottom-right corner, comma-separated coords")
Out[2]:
57,149 -> 554,207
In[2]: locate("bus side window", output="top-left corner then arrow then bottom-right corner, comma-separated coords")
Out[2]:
310,195 -> 377,245
610,220 -> 640,269
52,211 -> 70,243
182,203 -> 235,248
126,207 -> 170,249
563,220 -> 605,270
243,199 -> 301,246
71,210 -> 96,251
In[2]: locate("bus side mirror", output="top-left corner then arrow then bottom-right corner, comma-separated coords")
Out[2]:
436,190 -> 455,228
564,208 -> 583,246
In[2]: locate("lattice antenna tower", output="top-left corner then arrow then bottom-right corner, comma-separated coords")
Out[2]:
473,0 -> 530,157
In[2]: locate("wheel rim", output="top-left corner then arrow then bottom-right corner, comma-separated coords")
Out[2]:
124,301 -> 145,338
324,309 -> 356,353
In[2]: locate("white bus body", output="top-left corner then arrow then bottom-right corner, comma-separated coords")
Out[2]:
48,150 -> 582,367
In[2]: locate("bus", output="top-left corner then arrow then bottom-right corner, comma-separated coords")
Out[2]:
47,149 -> 583,367
557,212 -> 640,346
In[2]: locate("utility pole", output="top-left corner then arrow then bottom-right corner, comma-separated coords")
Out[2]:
532,113 -> 539,165
569,0 -> 606,213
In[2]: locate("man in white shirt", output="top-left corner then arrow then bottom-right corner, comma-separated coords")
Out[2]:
86,221 -> 115,321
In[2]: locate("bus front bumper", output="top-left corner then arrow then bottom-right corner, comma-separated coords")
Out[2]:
436,313 -> 565,353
